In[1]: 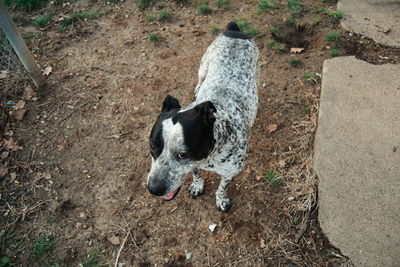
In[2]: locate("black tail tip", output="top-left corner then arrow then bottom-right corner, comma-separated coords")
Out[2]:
226,22 -> 241,32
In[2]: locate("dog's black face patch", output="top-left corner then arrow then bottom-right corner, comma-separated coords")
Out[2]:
149,95 -> 181,159
172,101 -> 216,161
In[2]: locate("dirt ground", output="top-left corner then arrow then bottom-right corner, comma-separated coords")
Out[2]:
1,0 -> 400,266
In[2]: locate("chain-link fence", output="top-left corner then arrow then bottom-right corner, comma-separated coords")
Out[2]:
0,28 -> 31,100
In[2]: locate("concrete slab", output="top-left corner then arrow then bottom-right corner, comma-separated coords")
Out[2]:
338,0 -> 400,48
314,57 -> 400,267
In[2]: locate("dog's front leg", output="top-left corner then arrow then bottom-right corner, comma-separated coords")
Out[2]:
188,169 -> 204,197
216,175 -> 234,211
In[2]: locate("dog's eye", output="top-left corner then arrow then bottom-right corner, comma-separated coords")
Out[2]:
177,152 -> 188,160
150,143 -> 155,150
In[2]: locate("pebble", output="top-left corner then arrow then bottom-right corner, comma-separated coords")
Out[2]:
208,223 -> 217,232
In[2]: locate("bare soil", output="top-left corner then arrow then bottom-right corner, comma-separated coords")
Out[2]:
1,0 -> 399,266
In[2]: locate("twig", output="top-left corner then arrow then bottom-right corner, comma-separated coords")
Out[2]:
106,130 -> 133,139
114,231 -> 130,267
91,66 -> 115,74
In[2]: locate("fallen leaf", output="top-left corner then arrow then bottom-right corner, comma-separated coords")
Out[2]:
24,86 -> 36,100
13,100 -> 26,110
3,138 -> 22,151
290,47 -> 304,53
0,70 -> 8,79
0,163 -> 8,176
57,139 -> 68,151
43,66 -> 52,76
267,124 -> 278,133
278,159 -> 286,168
10,172 -> 16,182
14,109 -> 27,121
256,174 -> 263,181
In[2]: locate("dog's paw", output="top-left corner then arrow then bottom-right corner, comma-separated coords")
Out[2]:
216,197 -> 231,212
188,183 -> 204,197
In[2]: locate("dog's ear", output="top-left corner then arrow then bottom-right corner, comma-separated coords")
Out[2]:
196,101 -> 216,127
162,95 -> 181,112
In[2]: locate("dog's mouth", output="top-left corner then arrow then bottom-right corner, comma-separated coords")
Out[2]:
161,172 -> 193,201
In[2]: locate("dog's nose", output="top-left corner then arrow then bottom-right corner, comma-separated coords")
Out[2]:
148,180 -> 167,196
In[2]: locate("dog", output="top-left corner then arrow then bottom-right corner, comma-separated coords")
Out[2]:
147,22 -> 259,211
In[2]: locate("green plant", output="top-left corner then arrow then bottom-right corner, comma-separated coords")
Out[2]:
266,171 -> 280,187
288,57 -> 301,67
136,0 -> 155,10
198,5 -> 212,15
0,256 -> 13,267
235,20 -> 249,31
309,17 -> 321,27
148,34 -> 159,42
60,9 -> 103,26
32,15 -> 51,28
155,1 -> 166,9
244,28 -> 259,37
270,25 -> 279,35
31,235 -> 54,257
329,49 -> 339,57
303,72 -> 316,84
324,32 -> 340,43
4,0 -> 49,11
174,0 -> 190,4
81,249 -> 107,267
146,14 -> 157,22
331,10 -> 344,20
257,0 -> 279,13
210,26 -> 221,34
287,0 -> 302,14
158,10 -> 171,21
285,15 -> 295,26
217,0 -> 230,9
265,40 -> 287,53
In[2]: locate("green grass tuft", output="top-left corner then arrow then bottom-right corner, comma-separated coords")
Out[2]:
288,57 -> 301,67
265,39 -> 287,53
81,249 -> 107,267
136,0 -> 155,10
303,72 -> 317,84
266,171 -> 280,187
217,0 -> 230,9
209,26 -> 221,34
329,49 -> 340,57
148,34 -> 160,42
287,0 -> 302,14
324,32 -> 340,43
31,235 -> 54,257
198,5 -> 212,15
331,10 -> 344,20
32,15 -> 51,28
244,28 -> 259,37
158,10 -> 172,21
285,15 -> 295,26
270,25 -> 279,35
257,0 -> 279,13
146,14 -> 157,22
4,0 -> 49,11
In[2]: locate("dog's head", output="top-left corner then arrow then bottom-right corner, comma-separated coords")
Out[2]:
147,95 -> 216,201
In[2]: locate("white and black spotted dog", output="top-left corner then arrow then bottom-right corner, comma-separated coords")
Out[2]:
147,22 -> 259,211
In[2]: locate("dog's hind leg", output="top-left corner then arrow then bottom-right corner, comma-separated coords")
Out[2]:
188,169 -> 204,197
216,175 -> 233,211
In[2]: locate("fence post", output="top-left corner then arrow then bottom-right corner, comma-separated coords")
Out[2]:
0,1 -> 46,89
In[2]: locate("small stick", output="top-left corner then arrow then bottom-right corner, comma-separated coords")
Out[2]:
114,231 -> 130,267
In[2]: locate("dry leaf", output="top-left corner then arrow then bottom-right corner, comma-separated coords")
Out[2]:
267,124 -> 278,133
0,163 -> 8,176
43,66 -> 52,76
24,86 -> 36,100
278,159 -> 286,168
290,47 -> 304,53
3,138 -> 22,151
0,70 -> 8,79
255,174 -> 263,181
13,100 -> 26,110
14,109 -> 27,121
57,139 -> 68,151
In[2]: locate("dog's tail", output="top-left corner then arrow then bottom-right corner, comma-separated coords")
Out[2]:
223,21 -> 250,39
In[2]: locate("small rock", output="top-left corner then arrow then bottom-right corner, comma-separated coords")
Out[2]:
208,223 -> 217,232
0,152 -> 9,160
79,212 -> 85,218
88,240 -> 93,246
109,235 -> 120,245
185,252 -> 192,260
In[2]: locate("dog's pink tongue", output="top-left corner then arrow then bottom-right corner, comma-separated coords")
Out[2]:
162,188 -> 178,201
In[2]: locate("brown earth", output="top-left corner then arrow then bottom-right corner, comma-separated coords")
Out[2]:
1,0 -> 399,266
